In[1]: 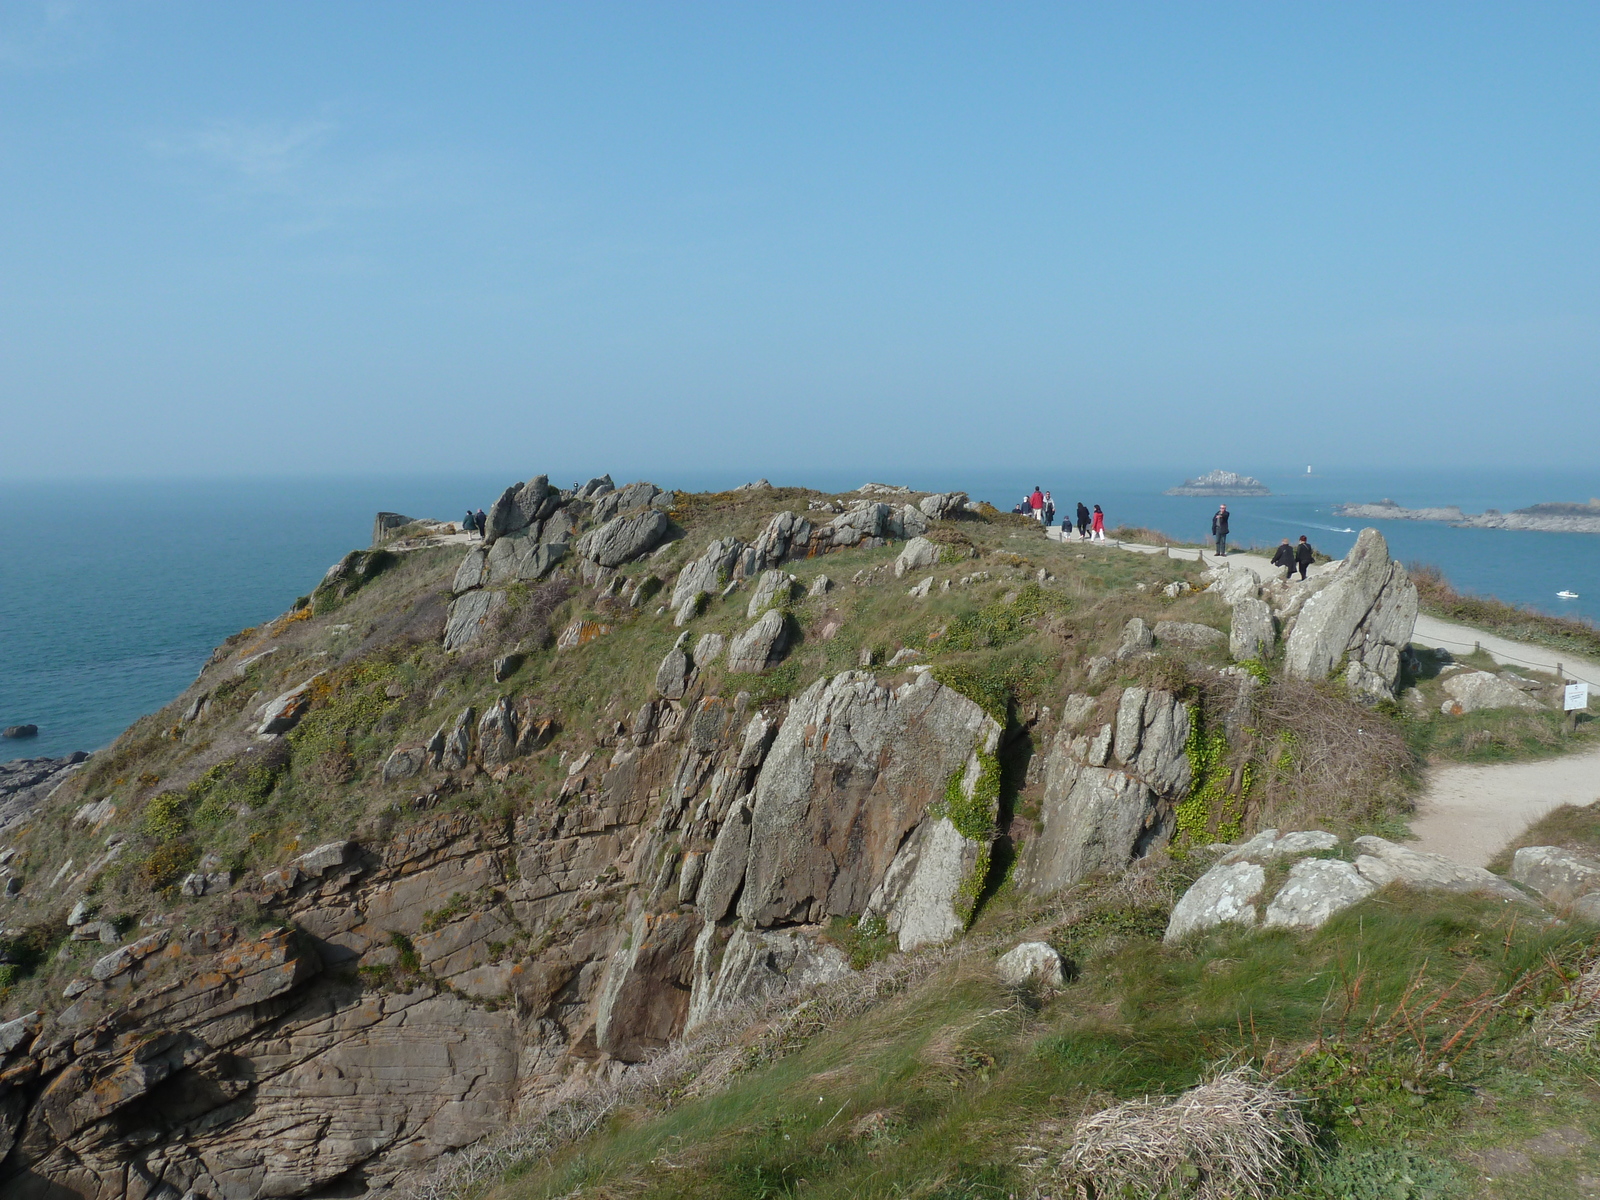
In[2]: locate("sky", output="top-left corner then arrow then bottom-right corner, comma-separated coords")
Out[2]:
2,2 -> 1598,480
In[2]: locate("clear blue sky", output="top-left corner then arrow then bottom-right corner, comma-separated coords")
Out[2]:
2,2 -> 1597,480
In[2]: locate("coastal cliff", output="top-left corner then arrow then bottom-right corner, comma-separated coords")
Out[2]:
0,479 -> 1425,1199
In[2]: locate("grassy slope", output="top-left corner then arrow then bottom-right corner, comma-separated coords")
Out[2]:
481,870 -> 1600,1200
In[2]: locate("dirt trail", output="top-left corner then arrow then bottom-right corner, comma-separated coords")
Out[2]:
1049,528 -> 1600,864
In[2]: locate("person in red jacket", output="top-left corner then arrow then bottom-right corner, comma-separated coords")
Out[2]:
1091,504 -> 1106,541
1028,486 -> 1045,522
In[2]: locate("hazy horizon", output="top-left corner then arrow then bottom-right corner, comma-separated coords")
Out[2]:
3,3 -> 1598,479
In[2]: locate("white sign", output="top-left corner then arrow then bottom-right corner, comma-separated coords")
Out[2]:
1565,682 -> 1590,711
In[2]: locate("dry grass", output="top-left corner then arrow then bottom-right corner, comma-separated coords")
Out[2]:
1249,676 -> 1416,832
1045,1066 -> 1312,1200
1533,960 -> 1600,1053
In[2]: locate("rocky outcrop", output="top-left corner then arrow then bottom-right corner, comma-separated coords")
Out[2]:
672,537 -> 745,613
484,475 -> 560,544
918,491 -> 968,520
1511,846 -> 1600,905
895,536 -> 941,578
443,588 -> 507,651
736,672 -> 1002,942
0,755 -> 87,840
741,511 -> 812,577
591,480 -> 666,523
256,674 -> 324,737
1229,597 -> 1276,660
576,509 -> 671,568
1280,529 -> 1417,701
1440,671 -> 1543,715
746,569 -> 798,618
1022,687 -> 1190,895
1153,621 -> 1226,651
1165,829 -> 1527,942
726,610 -> 790,674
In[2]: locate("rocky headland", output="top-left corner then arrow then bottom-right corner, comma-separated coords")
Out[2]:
1337,497 -> 1600,534
0,472 -> 1536,1200
1164,469 -> 1271,497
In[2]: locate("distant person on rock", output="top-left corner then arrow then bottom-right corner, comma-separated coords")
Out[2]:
1271,538 -> 1295,580
1211,504 -> 1230,556
1076,502 -> 1090,540
1091,504 -> 1106,541
1043,491 -> 1056,526
1029,486 -> 1045,522
1294,535 -> 1315,581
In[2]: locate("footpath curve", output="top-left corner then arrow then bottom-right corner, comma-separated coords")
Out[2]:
1046,528 -> 1600,864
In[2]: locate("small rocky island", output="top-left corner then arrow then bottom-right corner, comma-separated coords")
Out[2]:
1336,498 -> 1600,534
1165,469 -> 1271,497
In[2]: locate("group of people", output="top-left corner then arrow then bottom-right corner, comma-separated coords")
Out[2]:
1212,503 -> 1316,580
463,508 -> 487,538
1015,487 -> 1105,541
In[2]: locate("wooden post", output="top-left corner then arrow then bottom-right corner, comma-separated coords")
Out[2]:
1557,662 -> 1565,681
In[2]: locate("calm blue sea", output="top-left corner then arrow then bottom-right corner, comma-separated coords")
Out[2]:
2,467 -> 1596,760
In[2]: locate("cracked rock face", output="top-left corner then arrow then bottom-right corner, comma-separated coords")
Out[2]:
737,672 -> 1001,932
1281,528 -> 1417,701
1022,687 -> 1189,896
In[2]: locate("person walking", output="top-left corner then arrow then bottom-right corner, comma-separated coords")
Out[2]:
1211,504 -> 1230,556
1076,501 -> 1090,540
475,509 -> 488,538
1294,535 -> 1315,581
1270,538 -> 1295,580
1091,504 -> 1106,541
1029,486 -> 1045,523
464,510 -> 478,539
1043,491 -> 1056,527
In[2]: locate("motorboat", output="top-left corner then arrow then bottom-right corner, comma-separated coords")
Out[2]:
1558,590 -> 1580,599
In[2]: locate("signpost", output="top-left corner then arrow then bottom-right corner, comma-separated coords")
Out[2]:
1565,681 -> 1590,732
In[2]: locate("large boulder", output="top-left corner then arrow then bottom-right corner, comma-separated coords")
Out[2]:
894,536 -> 941,579
655,646 -> 693,700
1282,529 -> 1417,701
1351,835 -> 1526,901
1440,671 -> 1543,715
738,671 -> 1002,936
484,475 -> 560,544
256,674 -> 324,737
726,609 -> 791,673
1262,858 -> 1376,930
1114,617 -> 1154,661
1510,846 -> 1600,904
576,509 -> 671,568
1165,861 -> 1266,942
919,491 -> 968,520
823,502 -> 891,548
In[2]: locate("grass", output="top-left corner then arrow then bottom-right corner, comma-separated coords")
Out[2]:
467,880 -> 1600,1200
1412,563 -> 1600,662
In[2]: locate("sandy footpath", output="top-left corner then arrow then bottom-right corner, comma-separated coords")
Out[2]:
1407,746 -> 1600,866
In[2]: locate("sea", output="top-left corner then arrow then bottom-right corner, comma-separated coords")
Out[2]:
2,466 -> 1596,761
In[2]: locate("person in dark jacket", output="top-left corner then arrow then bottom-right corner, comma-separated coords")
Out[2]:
1270,538 -> 1295,580
475,509 -> 488,537
1294,535 -> 1315,580
1076,502 -> 1090,540
1211,505 -> 1230,556
464,510 -> 478,539
1043,491 -> 1056,526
